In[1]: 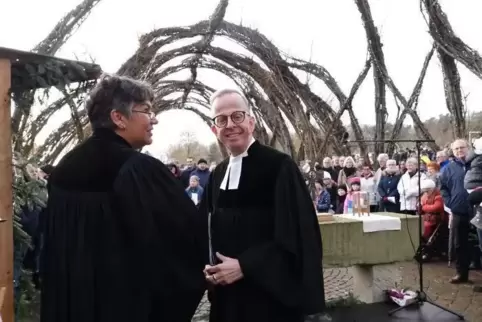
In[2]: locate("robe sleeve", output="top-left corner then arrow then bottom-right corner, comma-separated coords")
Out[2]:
113,153 -> 206,318
237,156 -> 325,314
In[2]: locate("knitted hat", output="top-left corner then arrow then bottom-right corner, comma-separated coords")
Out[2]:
421,179 -> 436,191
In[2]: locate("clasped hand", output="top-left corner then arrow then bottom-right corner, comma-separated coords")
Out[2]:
204,252 -> 243,286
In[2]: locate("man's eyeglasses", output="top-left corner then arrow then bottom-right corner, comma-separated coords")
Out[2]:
212,111 -> 247,128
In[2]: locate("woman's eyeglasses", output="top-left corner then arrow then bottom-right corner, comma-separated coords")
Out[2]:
132,110 -> 156,119
212,111 -> 247,128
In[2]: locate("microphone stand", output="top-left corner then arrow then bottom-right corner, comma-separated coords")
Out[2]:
346,138 -> 464,320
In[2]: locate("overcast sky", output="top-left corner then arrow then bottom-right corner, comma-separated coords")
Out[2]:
2,0 -> 482,158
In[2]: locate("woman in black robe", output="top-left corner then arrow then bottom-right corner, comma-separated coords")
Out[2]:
40,75 -> 205,322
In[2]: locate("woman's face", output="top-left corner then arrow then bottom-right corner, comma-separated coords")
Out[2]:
338,189 -> 346,196
119,101 -> 158,149
427,167 -> 436,176
345,159 -> 353,168
399,161 -> 406,170
351,184 -> 360,191
362,166 -> 371,176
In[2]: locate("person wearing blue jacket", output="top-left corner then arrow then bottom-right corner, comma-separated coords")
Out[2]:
440,139 -> 471,284
377,159 -> 401,213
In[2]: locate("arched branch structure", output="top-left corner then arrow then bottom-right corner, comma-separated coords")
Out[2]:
11,0 -> 102,144
35,0 -> 481,162
356,0 -> 438,152
420,0 -> 467,138
114,2 -> 365,160
421,0 -> 482,79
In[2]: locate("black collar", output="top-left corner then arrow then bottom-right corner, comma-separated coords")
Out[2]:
92,128 -> 132,148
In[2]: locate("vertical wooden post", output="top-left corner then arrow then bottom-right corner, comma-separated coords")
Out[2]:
0,58 -> 13,322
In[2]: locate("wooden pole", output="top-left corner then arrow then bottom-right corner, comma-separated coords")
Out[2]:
0,59 -> 13,322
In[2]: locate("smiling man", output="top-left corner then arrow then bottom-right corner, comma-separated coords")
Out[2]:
200,88 -> 327,322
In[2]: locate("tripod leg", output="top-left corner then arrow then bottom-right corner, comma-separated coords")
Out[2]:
425,299 -> 465,320
388,300 -> 419,316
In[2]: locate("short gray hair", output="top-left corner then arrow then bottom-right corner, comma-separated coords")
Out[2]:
86,74 -> 154,130
210,88 -> 251,113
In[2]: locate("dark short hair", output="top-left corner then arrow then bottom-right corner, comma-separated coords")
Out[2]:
85,74 -> 154,130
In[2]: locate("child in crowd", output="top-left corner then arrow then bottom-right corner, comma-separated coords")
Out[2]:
343,177 -> 361,214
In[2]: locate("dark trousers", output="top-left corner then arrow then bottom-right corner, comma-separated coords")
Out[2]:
452,214 -> 471,277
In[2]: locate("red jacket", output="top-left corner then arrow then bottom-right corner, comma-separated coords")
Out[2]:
421,190 -> 445,224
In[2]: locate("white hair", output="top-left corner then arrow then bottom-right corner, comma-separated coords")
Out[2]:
377,153 -> 389,162
210,88 -> 251,114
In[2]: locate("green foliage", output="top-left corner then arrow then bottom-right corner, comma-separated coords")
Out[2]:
12,153 -> 48,246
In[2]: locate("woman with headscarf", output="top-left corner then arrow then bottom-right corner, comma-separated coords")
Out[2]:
40,75 -> 205,322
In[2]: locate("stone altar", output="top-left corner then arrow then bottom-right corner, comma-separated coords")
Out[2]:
319,212 -> 420,303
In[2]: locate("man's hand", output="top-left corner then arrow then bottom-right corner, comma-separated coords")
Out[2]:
203,252 -> 244,286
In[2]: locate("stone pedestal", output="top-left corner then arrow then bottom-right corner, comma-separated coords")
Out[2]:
352,263 -> 402,303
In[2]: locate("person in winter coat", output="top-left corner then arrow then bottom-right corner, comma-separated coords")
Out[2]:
465,137 -> 482,196
315,180 -> 331,213
420,179 -> 445,240
360,164 -> 378,212
321,171 -> 337,210
335,185 -> 347,214
189,158 -> 211,188
378,159 -> 401,213
337,157 -> 358,187
397,157 -> 426,215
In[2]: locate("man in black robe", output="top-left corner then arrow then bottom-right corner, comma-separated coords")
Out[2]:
201,88 -> 327,322
40,75 -> 205,322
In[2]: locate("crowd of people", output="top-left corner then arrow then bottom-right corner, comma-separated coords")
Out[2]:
302,140 -> 482,291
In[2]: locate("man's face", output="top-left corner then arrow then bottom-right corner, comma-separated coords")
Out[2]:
198,162 -> 208,170
358,157 -> 365,166
332,157 -> 339,166
186,158 -> 193,167
452,140 -> 468,159
211,93 -> 255,155
362,166 -> 371,176
436,154 -> 447,164
339,157 -> 345,166
386,161 -> 397,173
322,159 -> 331,168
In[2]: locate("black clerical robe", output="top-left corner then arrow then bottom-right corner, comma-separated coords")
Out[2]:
201,141 -> 325,322
40,129 -> 205,322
